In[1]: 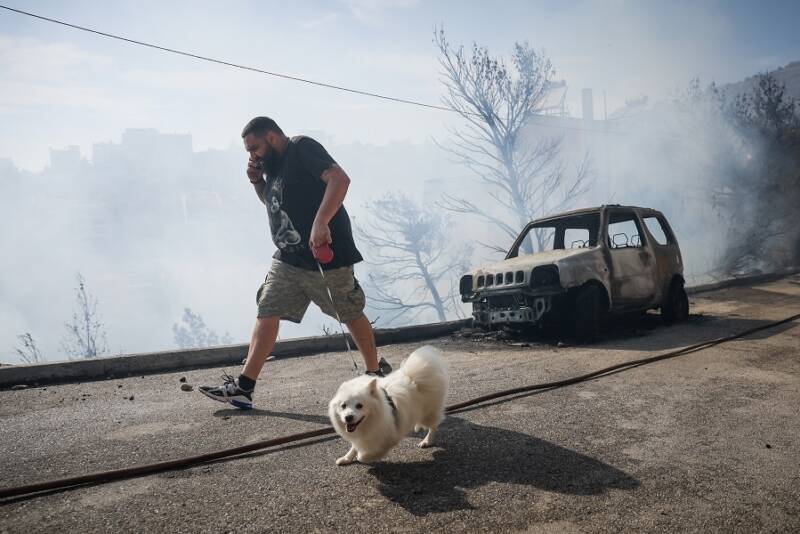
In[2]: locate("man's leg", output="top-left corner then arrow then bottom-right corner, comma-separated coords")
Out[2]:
198,316 -> 280,409
345,313 -> 379,373
307,265 -> 389,374
199,259 -> 309,408
241,316 -> 281,380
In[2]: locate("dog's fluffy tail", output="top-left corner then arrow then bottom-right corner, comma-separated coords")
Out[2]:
400,345 -> 448,392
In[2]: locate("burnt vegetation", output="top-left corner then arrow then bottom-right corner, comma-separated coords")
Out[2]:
680,73 -> 800,276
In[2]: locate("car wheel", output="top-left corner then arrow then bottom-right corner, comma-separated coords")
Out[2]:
662,279 -> 689,323
573,285 -> 603,342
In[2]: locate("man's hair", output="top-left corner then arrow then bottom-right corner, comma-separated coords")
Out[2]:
241,116 -> 283,138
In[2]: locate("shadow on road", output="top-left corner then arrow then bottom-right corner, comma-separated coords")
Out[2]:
590,310 -> 799,351
368,416 -> 639,516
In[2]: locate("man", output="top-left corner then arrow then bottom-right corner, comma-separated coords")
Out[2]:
199,117 -> 388,409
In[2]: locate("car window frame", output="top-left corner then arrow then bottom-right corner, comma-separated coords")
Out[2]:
642,214 -> 675,247
506,212 -> 602,259
605,209 -> 647,251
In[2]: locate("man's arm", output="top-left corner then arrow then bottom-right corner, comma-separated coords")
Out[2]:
252,178 -> 267,205
309,164 -> 350,248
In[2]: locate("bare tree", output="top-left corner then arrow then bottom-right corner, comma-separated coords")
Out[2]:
62,273 -> 107,358
173,308 -> 234,348
731,73 -> 799,136
15,332 -> 45,364
434,28 -> 592,255
357,192 -> 472,325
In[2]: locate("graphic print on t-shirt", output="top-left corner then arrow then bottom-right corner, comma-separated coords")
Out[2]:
266,176 -> 302,251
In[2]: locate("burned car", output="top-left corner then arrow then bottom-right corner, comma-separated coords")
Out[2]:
459,205 -> 689,340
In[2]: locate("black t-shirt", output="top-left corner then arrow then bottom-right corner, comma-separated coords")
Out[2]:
255,135 -> 363,270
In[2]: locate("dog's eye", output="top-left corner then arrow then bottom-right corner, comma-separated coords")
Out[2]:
340,403 -> 346,409
355,403 -> 363,410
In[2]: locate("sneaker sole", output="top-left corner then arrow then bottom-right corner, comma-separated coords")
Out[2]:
198,388 -> 253,409
231,399 -> 253,410
198,388 -> 229,403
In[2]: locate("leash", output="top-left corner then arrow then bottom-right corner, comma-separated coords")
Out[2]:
313,244 -> 360,374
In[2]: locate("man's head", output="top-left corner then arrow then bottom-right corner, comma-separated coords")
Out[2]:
242,116 -> 286,177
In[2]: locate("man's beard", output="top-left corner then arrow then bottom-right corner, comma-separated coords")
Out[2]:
262,145 -> 283,178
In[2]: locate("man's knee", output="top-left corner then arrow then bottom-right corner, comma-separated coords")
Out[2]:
344,313 -> 368,328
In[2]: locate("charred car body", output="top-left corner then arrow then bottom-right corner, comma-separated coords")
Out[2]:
459,205 -> 689,339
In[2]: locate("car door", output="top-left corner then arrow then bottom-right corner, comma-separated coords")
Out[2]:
605,209 -> 657,308
641,212 -> 683,302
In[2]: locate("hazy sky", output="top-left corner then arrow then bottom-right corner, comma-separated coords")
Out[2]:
1,0 -> 799,171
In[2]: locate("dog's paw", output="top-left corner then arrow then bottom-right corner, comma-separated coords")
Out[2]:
417,438 -> 433,448
335,456 -> 355,466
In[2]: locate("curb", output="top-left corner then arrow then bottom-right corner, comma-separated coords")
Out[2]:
0,320 -> 469,388
685,267 -> 800,295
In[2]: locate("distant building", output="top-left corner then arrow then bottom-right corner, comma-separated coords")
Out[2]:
92,128 -> 193,171
521,87 -> 619,205
49,145 -> 83,171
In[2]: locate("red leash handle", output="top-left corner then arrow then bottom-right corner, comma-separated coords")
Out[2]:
312,243 -> 334,264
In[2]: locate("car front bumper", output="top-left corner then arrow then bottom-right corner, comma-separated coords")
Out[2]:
471,291 -> 561,326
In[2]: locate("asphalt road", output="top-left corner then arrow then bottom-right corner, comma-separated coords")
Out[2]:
2,275 -> 799,533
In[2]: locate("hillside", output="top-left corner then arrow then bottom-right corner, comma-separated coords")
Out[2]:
722,60 -> 800,100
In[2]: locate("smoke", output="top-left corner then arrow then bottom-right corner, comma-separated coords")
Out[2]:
0,138 -> 263,363
0,132 -> 461,363
576,78 -> 797,282
581,95 -> 747,283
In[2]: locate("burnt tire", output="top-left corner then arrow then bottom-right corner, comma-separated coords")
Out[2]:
662,279 -> 689,323
573,285 -> 603,342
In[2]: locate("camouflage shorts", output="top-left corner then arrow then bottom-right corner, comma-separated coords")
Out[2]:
256,260 -> 366,323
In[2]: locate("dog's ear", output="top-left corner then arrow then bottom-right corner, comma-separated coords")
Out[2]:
368,378 -> 379,397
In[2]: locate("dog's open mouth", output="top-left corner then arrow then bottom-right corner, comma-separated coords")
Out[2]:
345,418 -> 363,433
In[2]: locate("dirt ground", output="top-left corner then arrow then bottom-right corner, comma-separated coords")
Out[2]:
1,275 -> 799,533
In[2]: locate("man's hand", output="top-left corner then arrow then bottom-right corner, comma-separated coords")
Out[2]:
309,219 -> 332,249
247,155 -> 263,183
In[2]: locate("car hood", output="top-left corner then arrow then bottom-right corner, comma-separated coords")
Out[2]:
471,248 -> 598,274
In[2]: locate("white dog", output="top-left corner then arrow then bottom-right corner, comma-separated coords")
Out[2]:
328,345 -> 448,465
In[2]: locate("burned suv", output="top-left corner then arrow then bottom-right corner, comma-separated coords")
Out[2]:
459,205 -> 689,340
